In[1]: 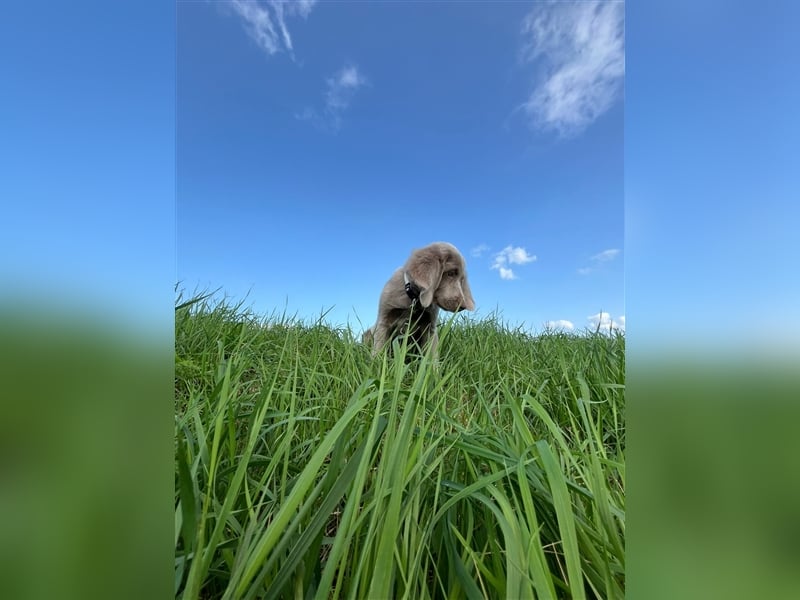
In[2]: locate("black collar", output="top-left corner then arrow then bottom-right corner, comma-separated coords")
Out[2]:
403,271 -> 421,301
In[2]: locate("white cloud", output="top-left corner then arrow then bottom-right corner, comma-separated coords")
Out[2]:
493,245 -> 536,267
491,245 -> 536,280
588,311 -> 625,333
325,64 -> 367,115
498,267 -> 517,280
590,248 -> 620,262
229,0 -> 316,58
508,246 -> 537,265
471,243 -> 490,258
520,1 -> 624,138
578,247 -> 621,275
545,319 -> 575,331
297,63 -> 367,132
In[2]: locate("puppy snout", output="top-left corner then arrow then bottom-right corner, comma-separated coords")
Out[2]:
454,297 -> 474,312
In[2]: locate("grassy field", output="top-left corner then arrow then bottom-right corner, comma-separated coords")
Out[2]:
174,293 -> 625,599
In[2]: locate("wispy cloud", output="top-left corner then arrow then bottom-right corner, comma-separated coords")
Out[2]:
545,319 -> 575,331
471,243 -> 490,258
491,245 -> 537,280
588,311 -> 625,333
325,65 -> 367,119
228,0 -> 316,58
494,246 -> 537,267
296,63 -> 368,132
578,247 -> 621,275
498,267 -> 517,280
590,248 -> 620,262
520,1 -> 624,137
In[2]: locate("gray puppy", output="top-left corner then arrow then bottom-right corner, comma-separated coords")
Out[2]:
363,242 -> 475,356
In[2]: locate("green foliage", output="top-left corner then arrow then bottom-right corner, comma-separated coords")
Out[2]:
175,294 -> 625,599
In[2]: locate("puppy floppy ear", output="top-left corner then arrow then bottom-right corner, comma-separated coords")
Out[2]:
405,247 -> 444,308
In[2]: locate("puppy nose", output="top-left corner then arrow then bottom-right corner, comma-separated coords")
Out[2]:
456,298 -> 473,312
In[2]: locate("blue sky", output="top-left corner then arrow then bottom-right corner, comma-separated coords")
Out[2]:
177,1 -> 625,334
625,1 -> 799,352
1,1 -> 174,336
3,2 -> 796,348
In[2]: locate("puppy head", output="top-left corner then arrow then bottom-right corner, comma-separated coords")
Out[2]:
404,242 -> 475,313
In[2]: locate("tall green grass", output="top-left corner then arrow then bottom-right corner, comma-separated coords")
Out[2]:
175,294 -> 625,599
